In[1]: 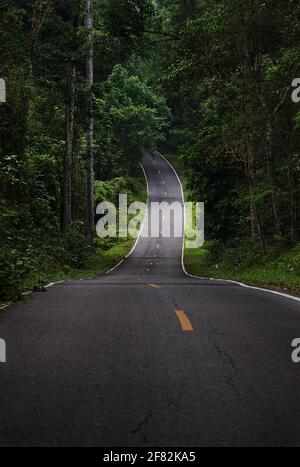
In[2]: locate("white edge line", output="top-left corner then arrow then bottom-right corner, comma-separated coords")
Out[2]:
157,152 -> 300,304
124,162 -> 149,259
0,280 -> 66,310
1,280 -> 66,309
106,161 -> 150,273
157,152 -> 197,279
105,258 -> 125,275
209,277 -> 300,303
2,164 -> 149,299
44,280 -> 65,289
41,162 -> 148,280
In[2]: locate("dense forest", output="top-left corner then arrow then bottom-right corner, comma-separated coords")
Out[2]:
1,0 -> 300,301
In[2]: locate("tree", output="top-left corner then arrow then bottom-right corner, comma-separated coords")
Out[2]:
95,64 -> 170,176
85,0 -> 94,243
63,1 -> 81,233
159,0 -> 300,252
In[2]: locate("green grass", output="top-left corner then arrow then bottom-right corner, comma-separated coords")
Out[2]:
43,240 -> 132,282
185,242 -> 300,295
0,173 -> 147,309
0,239 -> 136,310
0,239 -> 136,311
162,153 -> 300,296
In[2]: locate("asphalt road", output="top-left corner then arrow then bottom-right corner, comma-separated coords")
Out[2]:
0,152 -> 300,447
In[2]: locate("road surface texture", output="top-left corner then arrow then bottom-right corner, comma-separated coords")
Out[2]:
0,152 -> 300,447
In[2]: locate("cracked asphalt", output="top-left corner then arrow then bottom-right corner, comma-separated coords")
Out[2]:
0,152 -> 300,446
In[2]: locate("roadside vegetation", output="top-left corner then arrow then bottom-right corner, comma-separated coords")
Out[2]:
185,243 -> 300,294
165,154 -> 300,294
0,1 -> 168,303
0,175 -> 146,306
1,1 -> 300,302
158,1 -> 300,295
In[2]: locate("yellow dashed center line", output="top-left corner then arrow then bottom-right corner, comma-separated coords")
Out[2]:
175,310 -> 194,332
149,284 -> 160,289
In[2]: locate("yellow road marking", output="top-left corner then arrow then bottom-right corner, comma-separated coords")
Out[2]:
175,310 -> 193,332
149,284 -> 160,289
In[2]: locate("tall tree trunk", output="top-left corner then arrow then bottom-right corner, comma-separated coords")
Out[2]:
246,140 -> 267,255
63,63 -> 76,233
260,89 -> 282,236
265,121 -> 282,235
288,167 -> 297,246
12,2 -> 50,159
85,0 -> 94,243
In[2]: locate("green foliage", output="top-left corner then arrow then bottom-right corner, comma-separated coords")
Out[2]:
94,176 -> 145,205
1,0 -> 300,300
160,0 -> 300,252
185,242 -> 300,293
95,65 -> 170,176
0,1 -> 159,301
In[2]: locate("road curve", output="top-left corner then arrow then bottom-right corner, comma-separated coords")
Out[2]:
0,152 -> 300,447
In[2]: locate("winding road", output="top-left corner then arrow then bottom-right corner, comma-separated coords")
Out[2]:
0,151 -> 300,447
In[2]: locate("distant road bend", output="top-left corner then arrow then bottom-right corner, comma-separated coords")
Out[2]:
0,151 -> 300,447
